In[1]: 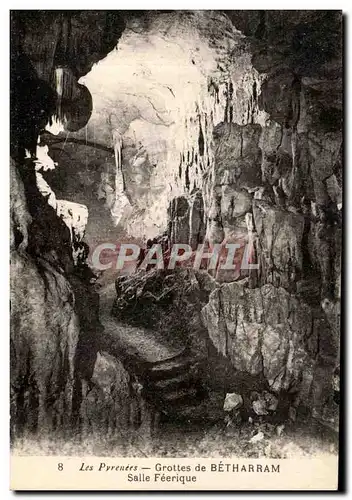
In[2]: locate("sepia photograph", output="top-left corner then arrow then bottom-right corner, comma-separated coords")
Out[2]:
9,8 -> 342,490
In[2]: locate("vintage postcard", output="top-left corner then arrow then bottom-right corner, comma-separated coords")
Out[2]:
10,9 -> 342,491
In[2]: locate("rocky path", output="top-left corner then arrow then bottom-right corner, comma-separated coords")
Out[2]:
98,283 -> 211,421
99,283 -> 184,362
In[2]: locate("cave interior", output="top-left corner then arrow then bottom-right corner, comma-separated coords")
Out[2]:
10,10 -> 342,456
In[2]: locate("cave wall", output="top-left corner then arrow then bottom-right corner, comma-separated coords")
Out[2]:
10,11 -> 127,437
10,159 -> 80,436
201,11 -> 341,426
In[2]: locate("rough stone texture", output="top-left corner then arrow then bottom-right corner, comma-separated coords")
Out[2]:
10,162 -> 80,436
10,160 -> 32,251
11,252 -> 80,435
259,68 -> 301,128
201,278 -> 339,425
202,283 -> 320,401
167,191 -> 205,249
14,10 -> 342,245
31,11 -> 266,242
306,131 -> 342,204
205,123 -> 262,246
10,156 -> 104,439
224,393 -> 243,412
16,11 -> 126,81
253,200 -> 305,291
213,123 -> 262,190
80,352 -> 157,440
252,391 -> 278,416
113,269 -> 214,356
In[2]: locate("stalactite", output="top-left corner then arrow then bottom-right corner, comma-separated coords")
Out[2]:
113,128 -> 124,186
55,67 -> 64,119
198,120 -> 205,156
185,164 -> 190,191
99,127 -> 131,227
46,66 -> 92,133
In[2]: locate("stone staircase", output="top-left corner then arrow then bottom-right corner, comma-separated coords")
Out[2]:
140,349 -> 210,422
99,283 -> 215,424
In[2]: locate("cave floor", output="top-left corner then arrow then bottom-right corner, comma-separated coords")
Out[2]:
99,283 -> 185,363
12,415 -> 338,458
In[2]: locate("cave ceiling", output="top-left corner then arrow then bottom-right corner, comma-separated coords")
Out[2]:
15,9 -> 342,156
13,10 -> 342,241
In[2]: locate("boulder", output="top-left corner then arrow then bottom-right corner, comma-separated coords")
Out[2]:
80,352 -> 157,439
251,391 -> 278,416
113,268 -> 215,356
223,393 -> 243,412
